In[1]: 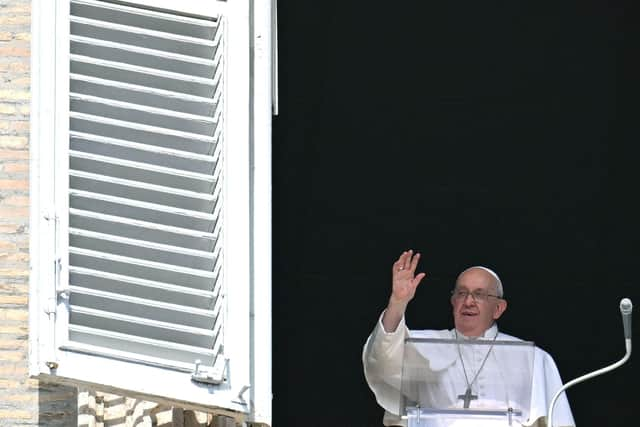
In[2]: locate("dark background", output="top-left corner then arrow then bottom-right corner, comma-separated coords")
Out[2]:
272,1 -> 637,426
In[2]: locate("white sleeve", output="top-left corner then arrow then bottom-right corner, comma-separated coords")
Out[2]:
526,348 -> 576,427
362,310 -> 409,416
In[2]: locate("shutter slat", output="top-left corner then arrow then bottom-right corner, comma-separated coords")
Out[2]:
71,0 -> 219,39
71,36 -> 217,78
71,16 -> 217,59
69,267 -> 216,309
70,285 -> 217,324
70,170 -> 219,213
70,149 -> 217,193
70,248 -> 221,291
71,55 -> 220,97
70,190 -> 220,232
70,75 -> 217,117
70,131 -> 219,175
70,94 -> 219,135
69,228 -> 219,271
67,325 -> 218,367
70,130 -> 218,168
70,208 -> 219,252
70,306 -> 216,346
60,340 -> 208,373
70,113 -> 219,155
70,303 -> 216,345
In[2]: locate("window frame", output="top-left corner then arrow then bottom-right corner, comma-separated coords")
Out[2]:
28,0 -> 272,422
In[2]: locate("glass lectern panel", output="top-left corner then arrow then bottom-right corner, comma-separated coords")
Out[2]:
401,337 -> 535,427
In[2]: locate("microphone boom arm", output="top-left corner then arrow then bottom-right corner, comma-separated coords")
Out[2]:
548,297 -> 633,427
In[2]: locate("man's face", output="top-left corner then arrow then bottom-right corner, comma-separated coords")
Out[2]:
450,268 -> 507,337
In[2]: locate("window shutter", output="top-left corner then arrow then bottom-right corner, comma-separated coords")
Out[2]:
66,0 -> 226,379
29,0 -> 272,422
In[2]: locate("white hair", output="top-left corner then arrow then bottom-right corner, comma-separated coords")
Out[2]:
457,266 -> 504,298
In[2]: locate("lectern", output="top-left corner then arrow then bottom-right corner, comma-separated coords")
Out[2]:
400,337 -> 535,427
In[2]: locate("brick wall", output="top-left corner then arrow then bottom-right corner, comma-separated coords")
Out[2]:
0,1 -> 80,425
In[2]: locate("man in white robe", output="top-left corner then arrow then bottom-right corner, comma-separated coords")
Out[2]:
363,250 -> 575,427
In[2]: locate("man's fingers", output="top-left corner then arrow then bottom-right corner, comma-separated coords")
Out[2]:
402,249 -> 413,269
413,272 -> 427,287
394,249 -> 422,274
409,252 -> 421,272
396,250 -> 409,271
400,249 -> 419,273
393,252 -> 405,273
393,251 -> 407,269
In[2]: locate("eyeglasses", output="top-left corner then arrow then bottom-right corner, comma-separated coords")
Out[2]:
451,289 -> 501,303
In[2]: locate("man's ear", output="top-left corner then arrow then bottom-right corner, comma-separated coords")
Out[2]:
493,299 -> 507,320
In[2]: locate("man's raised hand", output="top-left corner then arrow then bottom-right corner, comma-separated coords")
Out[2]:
382,250 -> 427,332
391,250 -> 427,305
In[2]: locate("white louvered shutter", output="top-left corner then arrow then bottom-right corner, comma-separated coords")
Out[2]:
66,0 -> 226,379
29,0 -> 272,421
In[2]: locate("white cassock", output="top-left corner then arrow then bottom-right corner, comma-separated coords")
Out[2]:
363,312 -> 576,427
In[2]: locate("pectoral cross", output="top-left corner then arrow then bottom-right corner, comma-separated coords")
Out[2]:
457,387 -> 477,409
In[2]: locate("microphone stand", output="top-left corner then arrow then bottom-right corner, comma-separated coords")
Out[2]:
547,299 -> 633,427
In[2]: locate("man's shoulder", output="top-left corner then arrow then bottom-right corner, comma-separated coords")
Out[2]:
497,331 -> 524,341
498,332 -> 555,359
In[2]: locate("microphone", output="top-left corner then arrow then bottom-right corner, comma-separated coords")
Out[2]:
620,298 -> 632,341
548,298 -> 633,427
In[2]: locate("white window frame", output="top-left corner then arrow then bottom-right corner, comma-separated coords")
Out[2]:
28,0 -> 272,423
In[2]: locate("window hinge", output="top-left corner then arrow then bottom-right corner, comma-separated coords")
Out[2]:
45,361 -> 59,370
54,256 -> 61,283
232,384 -> 251,405
45,297 -> 57,315
45,288 -> 69,315
45,258 -> 68,316
191,358 -> 226,385
43,209 -> 58,223
56,287 -> 70,299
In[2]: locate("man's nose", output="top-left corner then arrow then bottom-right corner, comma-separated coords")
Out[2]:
463,293 -> 477,305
